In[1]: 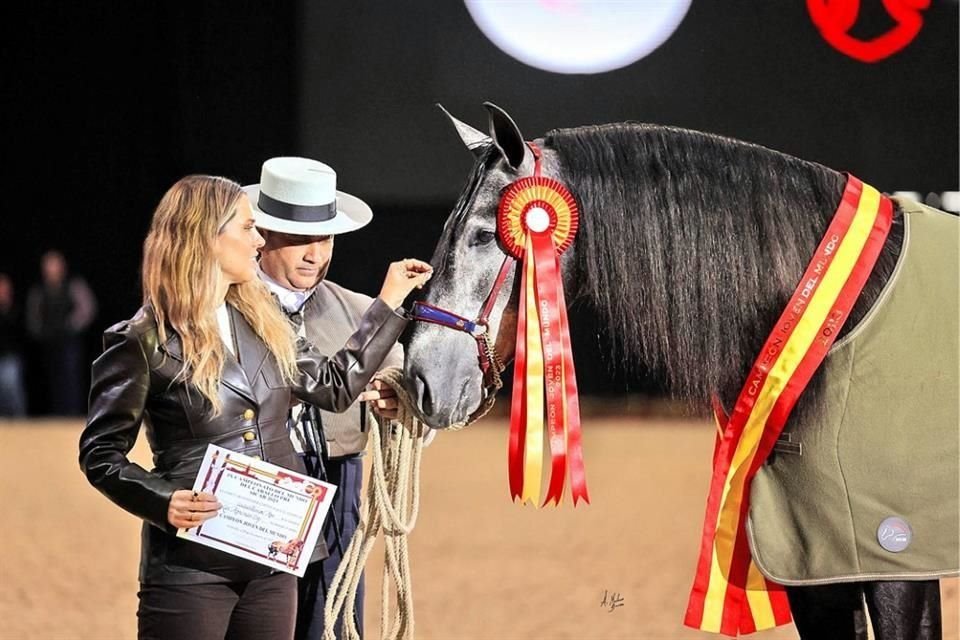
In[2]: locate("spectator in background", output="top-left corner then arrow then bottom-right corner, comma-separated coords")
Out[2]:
26,250 -> 97,415
0,273 -> 27,416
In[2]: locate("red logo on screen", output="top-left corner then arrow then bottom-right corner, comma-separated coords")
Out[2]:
807,0 -> 929,63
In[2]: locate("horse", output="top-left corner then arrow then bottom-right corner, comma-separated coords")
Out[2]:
268,538 -> 305,568
401,102 -> 958,639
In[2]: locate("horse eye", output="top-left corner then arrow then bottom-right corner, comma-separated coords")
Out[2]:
470,229 -> 497,247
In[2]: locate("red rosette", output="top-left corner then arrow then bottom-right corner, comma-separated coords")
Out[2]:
497,176 -> 579,258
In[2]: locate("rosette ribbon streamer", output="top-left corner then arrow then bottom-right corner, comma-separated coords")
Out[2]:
498,144 -> 588,507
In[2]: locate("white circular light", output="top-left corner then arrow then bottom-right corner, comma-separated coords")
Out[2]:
465,0 -> 692,74
525,206 -> 551,232
939,191 -> 959,213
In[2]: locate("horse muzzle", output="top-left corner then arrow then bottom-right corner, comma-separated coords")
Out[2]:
402,323 -> 494,429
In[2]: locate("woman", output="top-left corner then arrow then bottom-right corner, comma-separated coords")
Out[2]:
79,175 -> 431,640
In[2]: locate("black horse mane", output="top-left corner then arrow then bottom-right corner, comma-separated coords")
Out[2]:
544,123 -> 904,414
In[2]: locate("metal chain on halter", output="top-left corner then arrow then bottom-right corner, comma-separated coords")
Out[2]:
451,336 -> 505,431
477,333 -> 505,397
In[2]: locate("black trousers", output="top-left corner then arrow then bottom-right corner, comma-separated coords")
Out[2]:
296,455 -> 364,640
137,572 -> 297,640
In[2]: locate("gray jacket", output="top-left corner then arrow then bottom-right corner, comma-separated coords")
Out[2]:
300,281 -> 404,457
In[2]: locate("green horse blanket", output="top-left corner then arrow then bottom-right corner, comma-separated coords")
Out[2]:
747,197 -> 959,585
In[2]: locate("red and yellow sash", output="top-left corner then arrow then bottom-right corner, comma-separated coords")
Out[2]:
684,176 -> 893,636
498,146 -> 589,507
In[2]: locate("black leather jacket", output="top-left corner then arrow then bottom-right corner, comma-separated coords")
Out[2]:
79,299 -> 406,585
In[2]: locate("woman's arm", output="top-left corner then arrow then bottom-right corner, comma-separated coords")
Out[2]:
78,324 -> 178,530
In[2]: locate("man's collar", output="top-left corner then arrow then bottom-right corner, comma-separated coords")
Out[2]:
257,266 -> 317,313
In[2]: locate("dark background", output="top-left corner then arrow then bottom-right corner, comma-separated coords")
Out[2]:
8,1 -> 958,413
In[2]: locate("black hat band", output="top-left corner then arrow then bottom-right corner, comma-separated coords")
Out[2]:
258,191 -> 337,222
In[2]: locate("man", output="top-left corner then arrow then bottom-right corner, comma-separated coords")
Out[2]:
26,249 -> 97,415
246,156 -> 405,640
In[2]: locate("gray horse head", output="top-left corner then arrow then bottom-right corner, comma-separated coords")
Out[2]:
402,103 -> 567,428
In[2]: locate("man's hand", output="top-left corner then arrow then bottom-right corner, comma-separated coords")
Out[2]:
359,379 -> 399,419
359,379 -> 437,447
378,259 -> 433,309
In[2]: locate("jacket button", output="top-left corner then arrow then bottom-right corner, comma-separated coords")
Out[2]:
243,430 -> 256,442
243,409 -> 255,420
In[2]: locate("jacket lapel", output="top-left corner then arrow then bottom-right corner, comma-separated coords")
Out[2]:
230,305 -> 269,395
158,312 -> 258,405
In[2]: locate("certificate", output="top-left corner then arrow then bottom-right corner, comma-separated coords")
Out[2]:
177,444 -> 336,577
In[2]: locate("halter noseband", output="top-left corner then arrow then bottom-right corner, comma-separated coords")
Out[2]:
410,254 -> 515,391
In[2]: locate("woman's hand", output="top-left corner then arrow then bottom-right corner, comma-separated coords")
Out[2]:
168,489 -> 221,529
378,259 -> 433,309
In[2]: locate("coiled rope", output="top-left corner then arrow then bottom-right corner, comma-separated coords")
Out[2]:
322,366 -> 497,640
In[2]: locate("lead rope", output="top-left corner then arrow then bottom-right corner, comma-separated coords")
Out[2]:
322,367 -> 500,640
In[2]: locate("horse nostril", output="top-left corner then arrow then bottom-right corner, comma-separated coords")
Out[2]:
414,372 -> 434,416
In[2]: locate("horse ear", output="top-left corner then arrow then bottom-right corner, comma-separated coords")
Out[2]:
437,103 -> 491,156
483,102 -> 527,169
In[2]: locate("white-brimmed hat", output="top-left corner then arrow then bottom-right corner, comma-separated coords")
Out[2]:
244,157 -> 373,235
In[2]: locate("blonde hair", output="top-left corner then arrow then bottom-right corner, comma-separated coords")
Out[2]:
142,175 -> 298,413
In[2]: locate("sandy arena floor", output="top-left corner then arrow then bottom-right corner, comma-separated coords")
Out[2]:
1,418 -> 956,640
